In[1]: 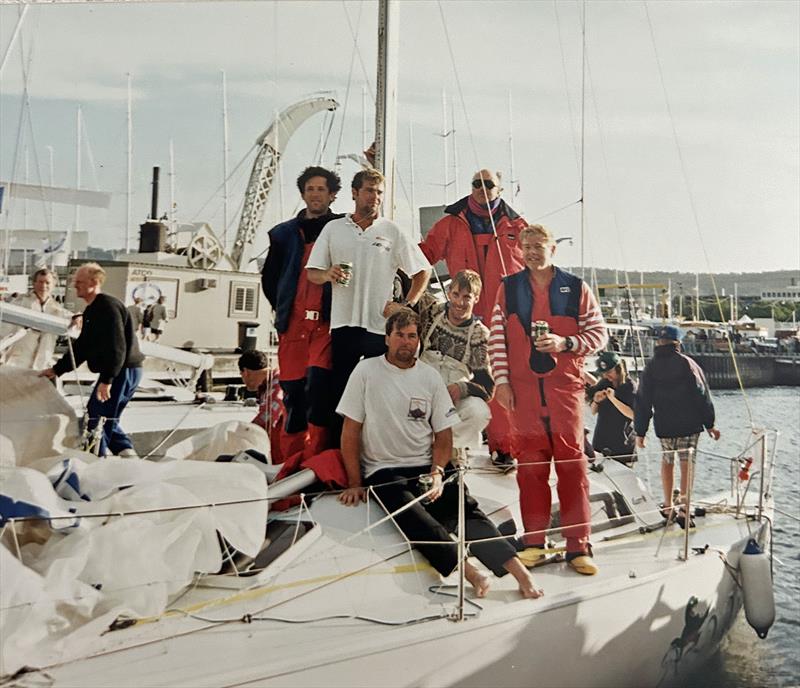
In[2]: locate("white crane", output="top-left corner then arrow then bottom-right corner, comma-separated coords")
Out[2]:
229,96 -> 338,270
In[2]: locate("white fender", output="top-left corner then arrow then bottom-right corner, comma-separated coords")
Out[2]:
739,538 -> 775,639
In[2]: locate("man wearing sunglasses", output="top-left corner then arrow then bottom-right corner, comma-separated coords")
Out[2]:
419,169 -> 527,473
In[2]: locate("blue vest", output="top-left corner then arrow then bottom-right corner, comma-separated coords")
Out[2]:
267,218 -> 331,334
503,267 -> 582,330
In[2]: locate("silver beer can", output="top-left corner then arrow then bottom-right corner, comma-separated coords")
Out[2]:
338,261 -> 353,287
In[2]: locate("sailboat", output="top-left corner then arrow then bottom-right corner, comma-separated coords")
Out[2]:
0,2 -> 780,686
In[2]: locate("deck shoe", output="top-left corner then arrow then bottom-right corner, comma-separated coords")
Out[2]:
518,545 -> 547,569
675,508 -> 695,530
566,551 -> 598,576
490,451 -> 517,474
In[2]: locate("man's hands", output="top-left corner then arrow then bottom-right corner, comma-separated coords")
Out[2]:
496,383 -> 515,411
635,436 -> 646,449
534,333 -> 567,353
383,301 -> 406,318
338,486 -> 367,506
38,368 -> 56,380
708,427 -> 721,441
426,471 -> 444,503
96,382 -> 111,402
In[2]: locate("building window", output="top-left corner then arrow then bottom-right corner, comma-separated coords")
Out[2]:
229,282 -> 258,318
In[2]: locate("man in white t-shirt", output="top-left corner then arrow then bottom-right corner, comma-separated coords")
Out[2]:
306,168 -> 430,446
337,308 -> 543,600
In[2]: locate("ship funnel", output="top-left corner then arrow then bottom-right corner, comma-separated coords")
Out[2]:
139,166 -> 168,253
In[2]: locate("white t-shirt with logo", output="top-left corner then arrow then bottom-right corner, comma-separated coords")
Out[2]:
306,215 -> 430,335
336,356 -> 459,477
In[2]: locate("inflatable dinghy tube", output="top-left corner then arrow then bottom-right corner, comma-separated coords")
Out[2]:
740,538 -> 775,639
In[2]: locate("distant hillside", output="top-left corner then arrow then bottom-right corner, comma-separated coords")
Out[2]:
564,268 -> 800,298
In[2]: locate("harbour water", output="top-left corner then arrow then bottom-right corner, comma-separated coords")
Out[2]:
586,387 -> 799,687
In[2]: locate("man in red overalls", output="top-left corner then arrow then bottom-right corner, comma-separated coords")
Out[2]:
261,167 -> 344,461
419,169 -> 527,472
489,225 -> 607,575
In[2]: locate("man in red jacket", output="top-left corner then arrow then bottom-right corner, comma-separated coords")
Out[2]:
419,169 -> 527,472
489,225 -> 607,575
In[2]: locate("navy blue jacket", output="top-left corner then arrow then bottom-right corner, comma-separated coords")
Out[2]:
261,212 -> 341,334
634,344 -> 716,438
504,267 -> 582,329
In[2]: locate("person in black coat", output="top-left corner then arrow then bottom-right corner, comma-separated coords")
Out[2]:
41,263 -> 144,457
634,325 -> 720,511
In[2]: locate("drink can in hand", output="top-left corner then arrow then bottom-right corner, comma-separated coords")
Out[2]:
533,320 -> 550,338
417,473 -> 434,505
338,261 -> 353,287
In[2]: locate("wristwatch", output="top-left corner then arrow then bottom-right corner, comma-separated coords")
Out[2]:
564,336 -> 574,352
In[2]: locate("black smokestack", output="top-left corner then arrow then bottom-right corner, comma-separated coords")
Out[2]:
150,166 -> 160,220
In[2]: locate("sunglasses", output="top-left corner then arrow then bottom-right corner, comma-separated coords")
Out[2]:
471,179 -> 496,190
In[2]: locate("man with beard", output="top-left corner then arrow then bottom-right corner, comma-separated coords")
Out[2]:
337,308 -> 543,600
419,169 -> 527,472
262,166 -> 344,460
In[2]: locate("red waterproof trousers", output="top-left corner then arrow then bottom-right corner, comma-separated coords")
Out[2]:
505,285 -> 591,554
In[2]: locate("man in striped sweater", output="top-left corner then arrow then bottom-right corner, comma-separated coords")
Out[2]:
489,225 -> 607,575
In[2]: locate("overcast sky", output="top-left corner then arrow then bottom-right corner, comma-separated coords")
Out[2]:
0,0 -> 798,275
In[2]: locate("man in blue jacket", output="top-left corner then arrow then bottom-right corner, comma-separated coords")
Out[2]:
634,325 -> 721,516
261,167 -> 343,461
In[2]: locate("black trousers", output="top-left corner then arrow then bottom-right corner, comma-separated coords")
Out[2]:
367,464 -> 517,577
330,327 -> 387,446
280,366 -> 334,433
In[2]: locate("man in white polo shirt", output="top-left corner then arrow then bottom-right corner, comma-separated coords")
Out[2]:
306,167 -> 430,446
336,308 -> 543,600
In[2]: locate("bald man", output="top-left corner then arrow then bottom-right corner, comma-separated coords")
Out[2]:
419,169 -> 527,471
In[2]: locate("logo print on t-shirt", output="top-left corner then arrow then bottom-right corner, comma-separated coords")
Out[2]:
408,397 -> 428,421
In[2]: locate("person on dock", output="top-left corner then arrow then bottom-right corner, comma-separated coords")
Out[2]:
489,224 -> 608,575
127,297 -> 145,339
40,262 -> 144,458
261,166 -> 344,460
306,168 -> 430,446
415,269 -> 493,467
419,169 -> 527,473
145,296 -> 168,342
337,307 -> 543,600
633,325 -> 721,521
2,268 -> 75,369
588,351 -> 637,465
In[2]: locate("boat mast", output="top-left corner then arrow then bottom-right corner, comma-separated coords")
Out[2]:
374,0 -> 399,218
169,139 -> 176,233
579,0 -> 586,279
221,70 -> 230,249
126,73 -> 132,252
68,104 -> 82,260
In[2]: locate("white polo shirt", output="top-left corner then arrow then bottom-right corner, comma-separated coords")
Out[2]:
306,215 -> 430,335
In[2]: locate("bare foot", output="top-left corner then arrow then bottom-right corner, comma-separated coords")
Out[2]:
464,562 -> 491,598
504,556 -> 544,599
518,577 -> 544,599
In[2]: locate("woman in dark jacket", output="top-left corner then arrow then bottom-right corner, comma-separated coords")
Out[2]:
589,351 -> 636,464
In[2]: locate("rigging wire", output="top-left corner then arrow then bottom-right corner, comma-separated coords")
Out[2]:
642,1 -> 754,427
